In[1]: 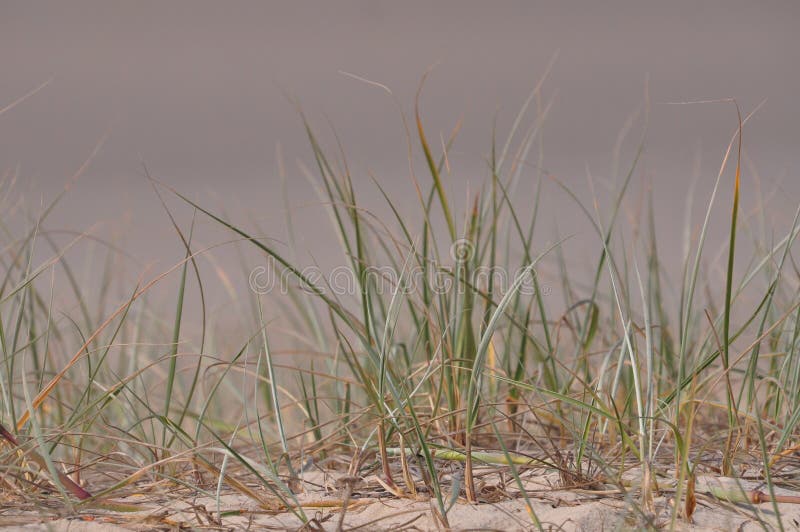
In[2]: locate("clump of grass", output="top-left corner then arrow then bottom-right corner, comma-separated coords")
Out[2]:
1,77 -> 799,530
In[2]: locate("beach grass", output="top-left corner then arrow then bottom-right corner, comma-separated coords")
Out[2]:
1,80 -> 799,530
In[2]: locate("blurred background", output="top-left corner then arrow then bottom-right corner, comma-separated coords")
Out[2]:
1,1 -> 798,324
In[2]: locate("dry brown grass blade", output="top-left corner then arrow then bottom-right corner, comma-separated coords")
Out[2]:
398,433 -> 417,497
193,458 -> 282,511
706,481 -> 800,505
684,470 -> 696,522
377,422 -> 397,491
374,475 -> 408,499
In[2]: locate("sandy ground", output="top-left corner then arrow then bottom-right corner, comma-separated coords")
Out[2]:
3,473 -> 800,531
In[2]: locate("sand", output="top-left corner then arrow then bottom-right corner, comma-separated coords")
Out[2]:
3,473 -> 800,531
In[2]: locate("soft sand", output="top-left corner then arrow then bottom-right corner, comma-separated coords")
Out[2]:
3,474 -> 800,531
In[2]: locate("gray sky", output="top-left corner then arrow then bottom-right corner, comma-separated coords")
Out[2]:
2,1 -> 798,305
